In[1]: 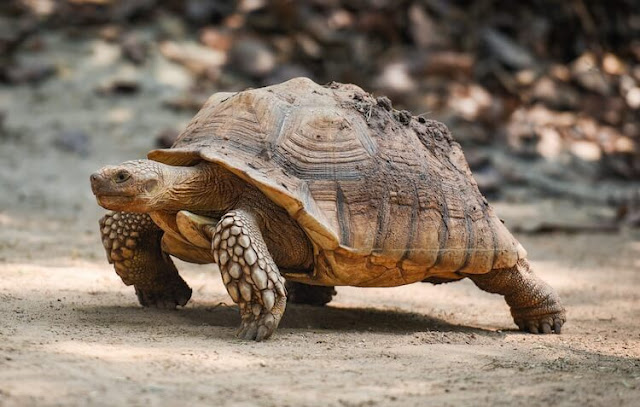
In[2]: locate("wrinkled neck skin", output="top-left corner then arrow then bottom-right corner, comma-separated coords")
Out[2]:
153,162 -> 244,213
152,161 -> 314,270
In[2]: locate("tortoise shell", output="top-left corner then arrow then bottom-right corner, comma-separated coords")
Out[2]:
148,78 -> 526,287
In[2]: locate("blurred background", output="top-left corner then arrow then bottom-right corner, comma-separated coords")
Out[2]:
0,0 -> 639,258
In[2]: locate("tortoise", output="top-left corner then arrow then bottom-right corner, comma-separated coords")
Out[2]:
90,77 -> 566,341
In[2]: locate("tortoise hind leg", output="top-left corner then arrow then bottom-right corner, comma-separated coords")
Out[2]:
466,259 -> 566,334
99,211 -> 192,309
285,281 -> 336,306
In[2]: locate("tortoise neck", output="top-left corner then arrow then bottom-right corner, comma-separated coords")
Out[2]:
160,162 -> 243,212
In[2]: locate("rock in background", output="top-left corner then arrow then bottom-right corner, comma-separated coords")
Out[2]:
1,0 -> 639,226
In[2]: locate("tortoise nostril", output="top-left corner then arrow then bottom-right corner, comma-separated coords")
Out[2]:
90,173 -> 99,183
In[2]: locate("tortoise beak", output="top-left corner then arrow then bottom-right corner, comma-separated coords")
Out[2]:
89,172 -> 101,192
90,172 -> 105,195
90,171 -> 118,196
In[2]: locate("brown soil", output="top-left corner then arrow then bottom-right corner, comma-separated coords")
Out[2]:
1,32 -> 639,407
1,232 -> 639,406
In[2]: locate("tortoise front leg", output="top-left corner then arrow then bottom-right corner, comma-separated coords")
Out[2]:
212,210 -> 287,341
466,259 -> 566,334
99,211 -> 192,308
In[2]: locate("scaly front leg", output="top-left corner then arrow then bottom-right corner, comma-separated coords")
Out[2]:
212,210 -> 287,341
99,211 -> 192,308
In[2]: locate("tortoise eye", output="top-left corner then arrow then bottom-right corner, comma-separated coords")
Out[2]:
114,170 -> 130,183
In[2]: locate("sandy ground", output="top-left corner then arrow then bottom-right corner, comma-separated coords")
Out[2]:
1,32 -> 639,406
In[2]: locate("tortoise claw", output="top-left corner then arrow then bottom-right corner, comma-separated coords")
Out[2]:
237,321 -> 259,340
256,325 -> 271,342
236,313 -> 277,341
553,319 -> 563,334
515,314 -> 565,334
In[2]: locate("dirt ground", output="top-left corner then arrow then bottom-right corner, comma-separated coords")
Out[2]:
1,33 -> 639,407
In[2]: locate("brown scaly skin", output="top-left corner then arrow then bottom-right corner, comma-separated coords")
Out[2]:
90,160 -> 313,269
466,259 -> 566,334
210,210 -> 288,341
99,211 -> 192,309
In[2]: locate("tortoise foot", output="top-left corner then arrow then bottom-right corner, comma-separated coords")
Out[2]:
100,211 -> 192,310
286,281 -> 336,306
468,259 -> 566,335
236,297 -> 286,341
135,280 -> 192,309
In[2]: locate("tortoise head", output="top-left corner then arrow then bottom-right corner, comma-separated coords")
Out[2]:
90,159 -> 165,212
